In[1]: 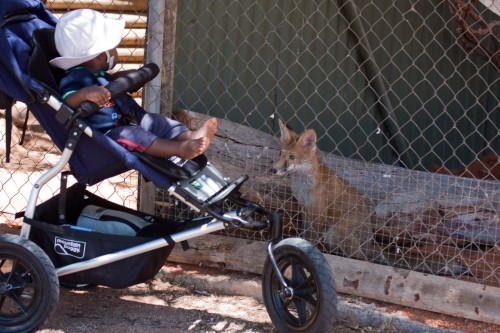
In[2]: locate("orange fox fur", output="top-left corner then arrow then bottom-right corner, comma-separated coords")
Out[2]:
273,119 -> 380,261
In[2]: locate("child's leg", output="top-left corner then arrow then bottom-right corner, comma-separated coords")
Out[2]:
144,136 -> 207,160
107,115 -> 217,160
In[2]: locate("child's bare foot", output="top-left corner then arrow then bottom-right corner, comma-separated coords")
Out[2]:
194,117 -> 217,146
176,118 -> 217,159
144,117 -> 217,160
176,137 -> 208,160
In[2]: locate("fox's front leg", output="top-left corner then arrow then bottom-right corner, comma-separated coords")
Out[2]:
305,213 -> 333,253
301,210 -> 323,246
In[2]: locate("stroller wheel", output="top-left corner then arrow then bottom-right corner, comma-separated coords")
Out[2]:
262,238 -> 337,333
0,234 -> 59,333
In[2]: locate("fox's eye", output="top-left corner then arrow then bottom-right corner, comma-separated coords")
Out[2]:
289,155 -> 295,161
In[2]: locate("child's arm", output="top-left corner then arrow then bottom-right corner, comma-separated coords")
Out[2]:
64,86 -> 111,109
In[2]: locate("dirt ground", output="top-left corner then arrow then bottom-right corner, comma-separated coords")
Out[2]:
37,274 -> 276,333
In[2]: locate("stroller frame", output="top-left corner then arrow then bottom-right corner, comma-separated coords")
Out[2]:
0,3 -> 337,332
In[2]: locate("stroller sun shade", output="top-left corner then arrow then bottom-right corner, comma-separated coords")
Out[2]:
0,0 -> 57,103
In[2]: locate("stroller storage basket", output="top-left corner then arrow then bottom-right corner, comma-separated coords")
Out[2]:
25,184 -> 176,289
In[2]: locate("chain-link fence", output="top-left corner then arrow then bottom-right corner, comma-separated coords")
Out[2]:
168,0 -> 499,288
0,0 -> 499,310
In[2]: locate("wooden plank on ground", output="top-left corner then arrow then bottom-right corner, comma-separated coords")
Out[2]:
167,233 -> 500,325
169,234 -> 268,273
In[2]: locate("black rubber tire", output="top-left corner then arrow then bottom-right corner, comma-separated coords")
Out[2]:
0,234 -> 59,333
262,238 -> 337,333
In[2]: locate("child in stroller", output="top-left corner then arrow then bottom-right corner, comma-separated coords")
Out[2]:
0,2 -> 337,333
50,9 -> 218,161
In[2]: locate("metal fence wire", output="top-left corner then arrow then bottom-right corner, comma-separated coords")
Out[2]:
169,0 -> 499,289
0,0 -> 499,299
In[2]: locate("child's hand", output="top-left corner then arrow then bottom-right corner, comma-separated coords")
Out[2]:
81,86 -> 111,106
64,86 -> 112,110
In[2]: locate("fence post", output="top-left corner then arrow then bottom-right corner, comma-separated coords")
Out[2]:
138,0 -> 178,214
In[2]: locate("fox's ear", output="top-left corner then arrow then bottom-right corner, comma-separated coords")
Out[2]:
278,118 -> 296,145
298,129 -> 317,150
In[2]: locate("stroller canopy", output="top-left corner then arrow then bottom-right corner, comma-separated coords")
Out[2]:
0,0 -> 57,103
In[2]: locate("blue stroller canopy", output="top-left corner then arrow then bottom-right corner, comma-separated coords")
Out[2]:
0,0 -> 57,103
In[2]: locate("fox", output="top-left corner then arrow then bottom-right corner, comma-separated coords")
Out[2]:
272,119 -> 468,275
272,119 -> 383,262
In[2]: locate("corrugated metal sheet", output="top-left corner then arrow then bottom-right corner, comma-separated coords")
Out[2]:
172,0 -> 499,170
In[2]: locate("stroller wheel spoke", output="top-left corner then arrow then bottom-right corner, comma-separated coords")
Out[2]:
8,291 -> 29,315
0,259 -> 16,286
0,295 -> 6,311
0,259 -> 7,271
293,297 -> 309,325
290,258 -> 308,287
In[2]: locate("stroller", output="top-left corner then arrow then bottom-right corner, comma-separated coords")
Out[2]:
0,1 -> 337,332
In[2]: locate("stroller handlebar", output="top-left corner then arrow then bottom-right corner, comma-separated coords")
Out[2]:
106,63 -> 160,99
78,63 -> 160,118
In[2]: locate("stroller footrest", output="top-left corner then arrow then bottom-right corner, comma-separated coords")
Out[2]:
134,152 -> 208,180
167,163 -> 247,213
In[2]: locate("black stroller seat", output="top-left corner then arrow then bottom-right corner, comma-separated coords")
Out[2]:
28,28 -> 64,92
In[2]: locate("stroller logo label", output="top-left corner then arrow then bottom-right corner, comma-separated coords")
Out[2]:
54,237 -> 86,259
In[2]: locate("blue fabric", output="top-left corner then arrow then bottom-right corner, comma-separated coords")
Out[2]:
26,100 -> 173,188
107,112 -> 188,152
0,0 -> 57,102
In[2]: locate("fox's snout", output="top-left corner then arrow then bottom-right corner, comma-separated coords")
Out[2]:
272,166 -> 288,176
272,151 -> 289,175
272,162 -> 287,176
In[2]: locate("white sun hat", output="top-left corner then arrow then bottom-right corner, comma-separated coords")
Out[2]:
49,9 -> 125,70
